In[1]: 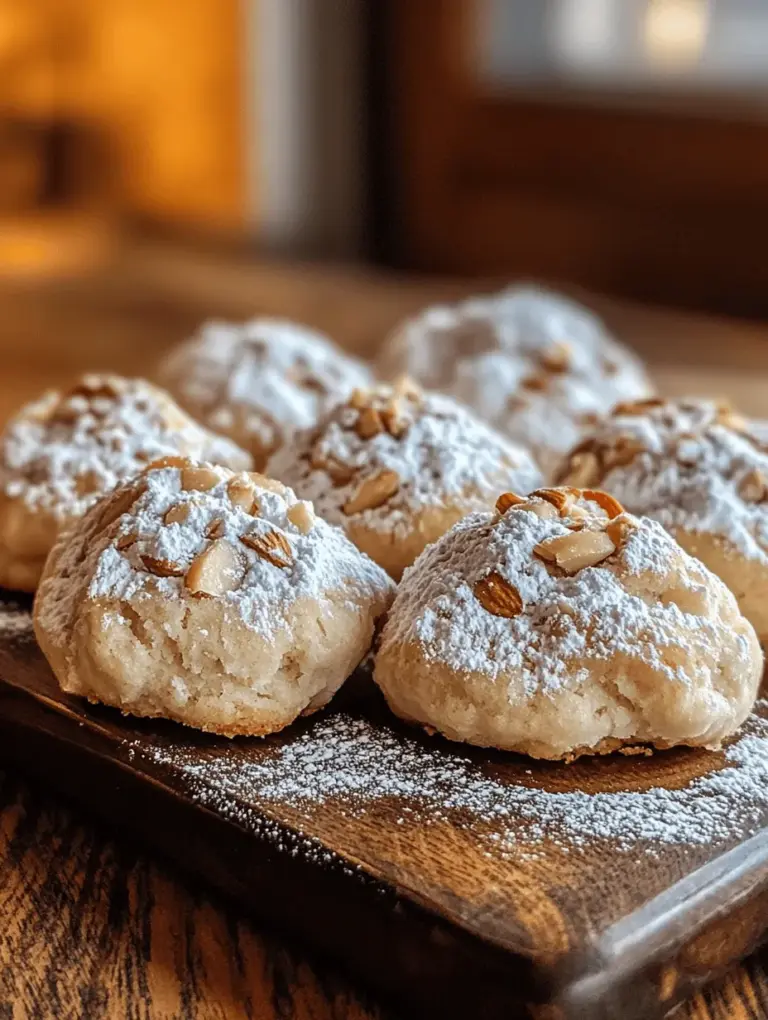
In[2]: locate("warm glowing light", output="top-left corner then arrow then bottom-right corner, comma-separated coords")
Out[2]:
644,0 -> 709,68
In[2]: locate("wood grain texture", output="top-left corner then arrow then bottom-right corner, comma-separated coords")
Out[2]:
2,244 -> 768,1018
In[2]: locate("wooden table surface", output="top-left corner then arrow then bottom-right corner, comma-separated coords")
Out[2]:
2,240 -> 768,1019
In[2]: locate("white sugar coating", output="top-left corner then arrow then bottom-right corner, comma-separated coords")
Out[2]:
386,505 -> 755,691
59,464 -> 394,643
560,399 -> 768,566
131,704 -> 768,856
378,286 -> 653,474
159,318 -> 372,458
267,388 -> 542,537
0,376 -> 250,521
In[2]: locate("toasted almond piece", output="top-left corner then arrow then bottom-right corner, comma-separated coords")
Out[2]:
348,387 -> 369,410
342,469 -> 400,515
181,465 -> 222,492
606,518 -> 630,548
206,518 -> 226,540
99,483 -> 144,529
323,458 -> 356,487
164,503 -> 192,526
473,571 -> 524,618
70,375 -> 121,399
534,530 -> 616,574
541,342 -> 570,373
240,527 -> 293,568
739,468 -> 768,502
564,451 -> 601,488
144,455 -> 191,473
521,374 -> 547,392
287,500 -> 315,534
249,472 -> 287,495
49,400 -> 81,425
356,406 -> 384,439
227,476 -> 260,514
141,554 -> 185,577
582,489 -> 625,519
116,531 -> 138,551
526,500 -> 559,519
612,398 -> 664,417
381,400 -> 408,438
185,539 -> 245,597
603,436 -> 645,469
393,376 -> 422,403
531,488 -> 572,515
495,491 -> 526,515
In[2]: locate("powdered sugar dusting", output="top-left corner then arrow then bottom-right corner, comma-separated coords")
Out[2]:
130,701 -> 768,857
268,388 -> 542,538
0,376 -> 250,522
561,399 -> 768,565
378,286 -> 653,474
160,319 -> 372,458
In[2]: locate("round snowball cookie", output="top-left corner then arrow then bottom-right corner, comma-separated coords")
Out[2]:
267,380 -> 542,580
375,487 -> 762,761
556,397 -> 768,643
158,318 -> 373,469
34,459 -> 394,736
378,285 -> 653,477
0,375 -> 250,592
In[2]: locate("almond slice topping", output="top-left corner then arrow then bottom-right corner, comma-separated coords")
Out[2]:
287,500 -> 315,534
227,476 -> 260,514
116,532 -> 138,551
534,531 -> 616,574
144,455 -> 190,473
381,401 -> 408,438
181,465 -> 221,492
612,397 -> 664,417
473,572 -> 524,618
541,342 -> 570,373
185,539 -> 245,598
495,491 -> 526,515
348,387 -> 369,410
240,528 -> 293,568
564,451 -> 601,488
531,488 -> 572,515
206,518 -> 226,540
164,502 -> 192,526
355,406 -> 385,439
581,489 -> 625,520
248,472 -> 287,495
739,468 -> 768,503
141,554 -> 185,578
343,469 -> 400,515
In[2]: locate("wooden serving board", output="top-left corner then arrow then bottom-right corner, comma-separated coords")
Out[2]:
2,594 -> 768,1020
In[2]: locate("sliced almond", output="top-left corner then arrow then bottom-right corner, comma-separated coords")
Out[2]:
526,500 -> 559,520
564,451 -> 601,488
164,503 -> 192,526
356,406 -> 384,439
541,342 -> 570,373
326,459 -> 357,487
144,455 -> 190,473
606,518 -> 630,548
141,554 -> 185,578
227,476 -> 260,514
249,472 -> 287,495
531,488 -> 572,515
521,374 -> 547,392
348,387 -> 369,410
206,518 -> 226,540
181,465 -> 222,492
534,531 -> 616,574
116,532 -> 138,551
381,400 -> 408,438
603,436 -> 645,469
185,539 -> 245,598
495,491 -> 526,515
473,571 -> 524,618
240,527 -> 293,568
342,469 -> 400,515
612,398 -> 664,417
739,468 -> 768,503
287,500 -> 315,534
581,489 -> 625,519
393,376 -> 422,403
70,375 -> 121,399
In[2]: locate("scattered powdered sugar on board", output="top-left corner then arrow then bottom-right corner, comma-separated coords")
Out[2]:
563,399 -> 768,565
268,388 -> 542,537
129,703 -> 768,859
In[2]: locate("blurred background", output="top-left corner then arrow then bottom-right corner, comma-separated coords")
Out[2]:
3,0 -> 768,315
3,0 -> 768,425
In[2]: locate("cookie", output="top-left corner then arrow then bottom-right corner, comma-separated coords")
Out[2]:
159,318 -> 372,468
34,459 -> 394,736
0,375 -> 250,592
377,285 -> 653,477
267,380 -> 542,580
374,487 -> 762,760
556,397 -> 768,642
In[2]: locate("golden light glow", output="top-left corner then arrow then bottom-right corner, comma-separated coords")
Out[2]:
644,0 -> 709,68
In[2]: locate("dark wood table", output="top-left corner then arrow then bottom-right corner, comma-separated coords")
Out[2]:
3,240 -> 768,1019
